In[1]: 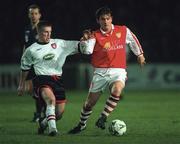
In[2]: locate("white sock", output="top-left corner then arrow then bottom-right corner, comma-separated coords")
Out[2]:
46,105 -> 57,131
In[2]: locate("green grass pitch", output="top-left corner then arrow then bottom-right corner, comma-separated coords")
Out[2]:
0,90 -> 180,144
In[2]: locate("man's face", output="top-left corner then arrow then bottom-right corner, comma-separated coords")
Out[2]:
97,14 -> 112,31
28,8 -> 41,24
38,26 -> 52,43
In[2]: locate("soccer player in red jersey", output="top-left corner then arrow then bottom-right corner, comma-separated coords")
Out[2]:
68,6 -> 146,134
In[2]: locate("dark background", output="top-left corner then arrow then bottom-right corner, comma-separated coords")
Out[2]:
0,0 -> 179,64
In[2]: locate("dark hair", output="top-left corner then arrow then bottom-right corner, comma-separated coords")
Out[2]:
95,6 -> 112,20
28,4 -> 41,12
37,21 -> 52,31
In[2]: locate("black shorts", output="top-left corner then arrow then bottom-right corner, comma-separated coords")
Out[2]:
26,67 -> 36,80
33,75 -> 66,104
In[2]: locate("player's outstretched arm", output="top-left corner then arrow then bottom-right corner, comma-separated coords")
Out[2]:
78,30 -> 96,55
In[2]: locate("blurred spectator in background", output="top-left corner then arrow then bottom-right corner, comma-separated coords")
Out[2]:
22,4 -> 45,122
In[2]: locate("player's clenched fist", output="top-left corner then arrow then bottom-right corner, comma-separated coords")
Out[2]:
80,29 -> 93,41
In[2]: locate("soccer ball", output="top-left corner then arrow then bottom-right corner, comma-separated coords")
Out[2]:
108,119 -> 127,136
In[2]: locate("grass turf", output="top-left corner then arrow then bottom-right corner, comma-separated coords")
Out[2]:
0,90 -> 180,144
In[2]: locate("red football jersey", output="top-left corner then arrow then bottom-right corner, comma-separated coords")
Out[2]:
91,25 -> 127,68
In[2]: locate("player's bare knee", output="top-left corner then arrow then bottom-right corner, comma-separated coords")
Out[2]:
111,85 -> 124,96
111,87 -> 121,96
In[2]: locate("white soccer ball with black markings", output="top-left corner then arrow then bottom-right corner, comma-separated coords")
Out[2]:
108,119 -> 127,136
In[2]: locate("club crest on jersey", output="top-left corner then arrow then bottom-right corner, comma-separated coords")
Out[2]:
116,32 -> 121,38
51,43 -> 57,49
104,42 -> 111,49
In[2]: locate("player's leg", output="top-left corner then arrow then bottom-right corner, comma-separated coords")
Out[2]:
38,102 -> 65,135
39,75 -> 66,135
55,102 -> 65,121
25,80 -> 40,122
68,73 -> 107,134
96,81 -> 124,129
34,96 -> 46,118
39,87 -> 57,136
32,96 -> 42,122
52,75 -> 67,122
26,67 -> 44,122
79,92 -> 101,126
68,92 -> 101,134
32,80 -> 46,122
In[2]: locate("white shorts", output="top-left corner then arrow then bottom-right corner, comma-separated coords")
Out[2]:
89,68 -> 127,93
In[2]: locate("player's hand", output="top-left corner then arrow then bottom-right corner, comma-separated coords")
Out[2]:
17,85 -> 25,96
80,29 -> 93,41
137,54 -> 146,67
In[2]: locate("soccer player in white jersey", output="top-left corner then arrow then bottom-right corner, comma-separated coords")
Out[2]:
68,6 -> 146,134
17,21 -> 81,136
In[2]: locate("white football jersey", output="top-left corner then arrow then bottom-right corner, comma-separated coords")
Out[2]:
21,39 -> 79,76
